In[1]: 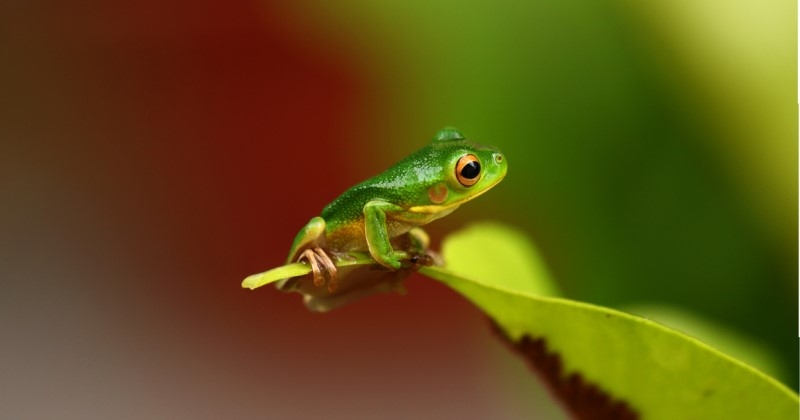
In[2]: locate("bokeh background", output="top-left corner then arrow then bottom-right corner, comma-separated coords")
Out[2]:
1,0 -> 796,418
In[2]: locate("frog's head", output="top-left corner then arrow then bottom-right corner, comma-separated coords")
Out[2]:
407,127 -> 507,214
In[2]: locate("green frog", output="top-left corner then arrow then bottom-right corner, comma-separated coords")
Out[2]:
277,127 -> 507,310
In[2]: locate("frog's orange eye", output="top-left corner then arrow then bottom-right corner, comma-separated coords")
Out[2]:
455,154 -> 481,186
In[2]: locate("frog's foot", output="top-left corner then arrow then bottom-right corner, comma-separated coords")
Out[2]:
409,249 -> 443,267
297,247 -> 339,292
409,253 -> 434,267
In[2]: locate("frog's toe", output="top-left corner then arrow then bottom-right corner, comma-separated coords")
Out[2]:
411,249 -> 443,267
298,249 -> 325,287
328,270 -> 339,293
297,247 -> 338,291
313,248 -> 339,293
410,253 -> 433,267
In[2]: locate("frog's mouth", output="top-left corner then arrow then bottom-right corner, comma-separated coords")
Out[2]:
408,171 -> 506,214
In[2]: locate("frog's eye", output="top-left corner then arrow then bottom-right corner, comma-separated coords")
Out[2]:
455,154 -> 481,186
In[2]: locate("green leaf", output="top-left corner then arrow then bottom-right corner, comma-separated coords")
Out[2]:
420,222 -> 798,420
621,303 -> 787,384
242,255 -> 377,290
242,263 -> 311,290
434,222 -> 561,297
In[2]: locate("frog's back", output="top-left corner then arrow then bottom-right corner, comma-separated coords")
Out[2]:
321,177 -> 406,230
320,143 -> 432,228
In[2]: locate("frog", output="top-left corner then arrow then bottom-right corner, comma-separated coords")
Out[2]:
276,127 -> 507,310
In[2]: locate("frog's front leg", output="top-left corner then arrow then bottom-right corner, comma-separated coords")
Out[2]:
363,200 -> 407,270
286,216 -> 339,292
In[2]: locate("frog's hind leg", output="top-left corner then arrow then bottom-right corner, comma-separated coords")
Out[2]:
401,227 -> 442,267
285,217 -> 338,292
407,227 -> 430,253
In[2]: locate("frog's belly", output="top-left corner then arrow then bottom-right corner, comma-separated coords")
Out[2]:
326,206 -> 456,252
326,220 -> 414,252
326,221 -> 369,252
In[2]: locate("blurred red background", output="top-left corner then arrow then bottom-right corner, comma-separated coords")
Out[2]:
1,1 -> 562,418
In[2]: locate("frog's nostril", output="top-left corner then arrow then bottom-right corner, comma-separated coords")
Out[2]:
494,153 -> 503,164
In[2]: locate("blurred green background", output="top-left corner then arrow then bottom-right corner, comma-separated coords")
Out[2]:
1,0 -> 795,418
290,0 -> 797,383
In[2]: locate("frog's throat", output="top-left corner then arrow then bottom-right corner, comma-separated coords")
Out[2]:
408,184 -> 495,214
407,203 -> 459,215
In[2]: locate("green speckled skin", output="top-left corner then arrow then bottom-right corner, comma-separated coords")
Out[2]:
284,127 -> 507,273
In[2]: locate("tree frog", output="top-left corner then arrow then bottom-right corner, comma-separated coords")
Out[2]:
276,127 -> 507,309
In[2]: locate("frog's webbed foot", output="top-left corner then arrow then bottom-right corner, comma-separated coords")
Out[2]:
297,247 -> 339,293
